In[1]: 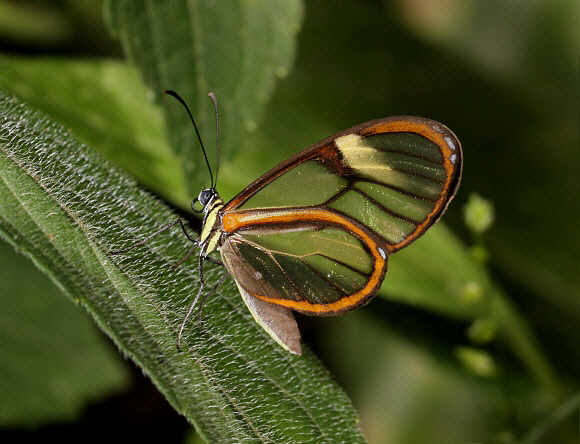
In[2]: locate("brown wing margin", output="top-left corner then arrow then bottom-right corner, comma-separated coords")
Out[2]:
358,118 -> 462,252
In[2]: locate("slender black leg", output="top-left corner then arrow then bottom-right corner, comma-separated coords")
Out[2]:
175,244 -> 200,267
177,254 -> 206,351
176,255 -> 228,350
110,215 -> 226,351
204,256 -> 223,266
110,218 -> 196,254
196,273 -> 228,327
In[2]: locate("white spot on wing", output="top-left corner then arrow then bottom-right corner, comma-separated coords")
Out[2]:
450,153 -> 457,164
254,271 -> 263,280
378,247 -> 386,259
335,133 -> 363,149
445,136 -> 456,150
336,133 -> 396,174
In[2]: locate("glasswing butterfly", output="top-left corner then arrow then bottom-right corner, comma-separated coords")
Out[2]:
113,90 -> 462,356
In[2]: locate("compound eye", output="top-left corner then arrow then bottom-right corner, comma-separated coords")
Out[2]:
199,189 -> 214,206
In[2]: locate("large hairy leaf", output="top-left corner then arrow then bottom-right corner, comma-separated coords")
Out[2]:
0,90 -> 364,442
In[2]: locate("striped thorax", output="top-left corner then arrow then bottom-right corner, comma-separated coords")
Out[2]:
196,188 -> 224,256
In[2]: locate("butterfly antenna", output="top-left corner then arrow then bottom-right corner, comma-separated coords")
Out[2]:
164,90 -> 214,188
208,92 -> 220,188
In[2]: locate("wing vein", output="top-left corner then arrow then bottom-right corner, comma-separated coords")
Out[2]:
301,259 -> 350,299
351,187 -> 422,225
372,147 -> 445,165
354,178 -> 438,202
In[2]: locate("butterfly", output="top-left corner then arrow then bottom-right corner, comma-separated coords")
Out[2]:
113,90 -> 462,356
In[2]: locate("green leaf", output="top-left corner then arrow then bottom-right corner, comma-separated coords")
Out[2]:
0,54 -> 189,208
0,90 -> 365,441
104,0 -> 305,195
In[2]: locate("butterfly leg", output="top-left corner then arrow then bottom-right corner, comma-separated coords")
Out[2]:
204,256 -> 223,266
177,254 -> 206,351
110,218 -> 197,254
174,243 -> 200,267
176,254 -> 228,350
196,273 -> 228,327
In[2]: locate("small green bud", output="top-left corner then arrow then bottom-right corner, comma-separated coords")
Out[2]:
464,193 -> 494,234
460,280 -> 484,304
467,318 -> 497,344
455,347 -> 497,377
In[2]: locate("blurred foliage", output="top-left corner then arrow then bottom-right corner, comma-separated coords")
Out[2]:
0,0 -> 578,443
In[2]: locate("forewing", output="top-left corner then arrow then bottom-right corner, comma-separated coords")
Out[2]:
224,117 -> 462,252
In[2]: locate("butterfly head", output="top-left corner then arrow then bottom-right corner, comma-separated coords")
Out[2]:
163,90 -> 222,217
192,187 -> 218,214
